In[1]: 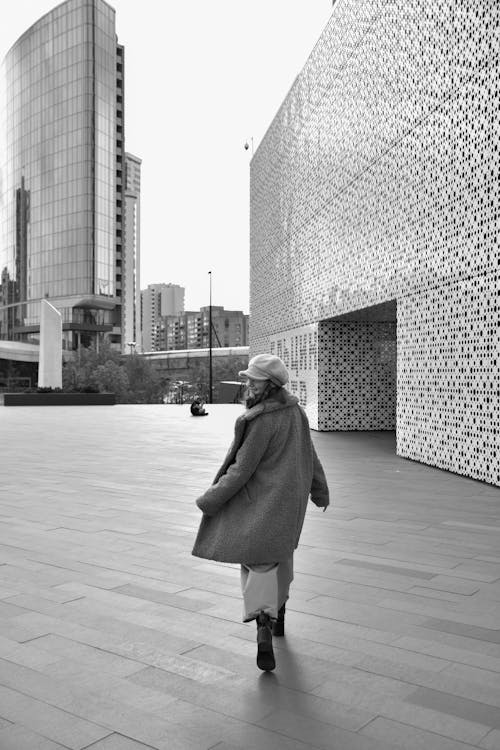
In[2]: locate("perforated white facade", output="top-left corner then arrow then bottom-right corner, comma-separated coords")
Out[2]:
250,1 -> 499,485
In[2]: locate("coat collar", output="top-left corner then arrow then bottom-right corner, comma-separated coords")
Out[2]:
242,390 -> 299,422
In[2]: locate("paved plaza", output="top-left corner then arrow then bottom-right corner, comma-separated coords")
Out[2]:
1,404 -> 500,749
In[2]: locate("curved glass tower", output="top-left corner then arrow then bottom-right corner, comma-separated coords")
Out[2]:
0,0 -> 122,350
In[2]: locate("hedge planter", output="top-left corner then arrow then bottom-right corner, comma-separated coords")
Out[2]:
4,393 -> 116,406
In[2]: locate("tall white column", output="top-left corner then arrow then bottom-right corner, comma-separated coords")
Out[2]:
38,299 -> 62,388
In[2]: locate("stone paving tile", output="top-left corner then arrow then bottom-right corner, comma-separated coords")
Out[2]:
359,716 -> 480,750
23,634 -> 146,677
256,708 -> 401,750
187,643 -> 378,730
0,683 -> 111,749
444,663 -> 500,692
380,596 -> 500,628
0,599 -> 33,618
0,616 -> 53,643
41,658 -> 180,715
220,719 -> 398,750
0,657 -> 216,750
110,583 -> 211,611
293,593 -> 428,631
2,405 -> 500,749
0,723 -> 72,750
13,609 -> 202,656
129,664 -> 283,725
334,557 -> 437,579
408,686 -> 500,729
311,672 -> 491,745
81,734 -> 163,750
402,625 -> 500,659
421,618 -> 500,643
0,586 -> 17,599
392,635 -> 500,673
0,632 -> 62,670
183,640 -> 350,696
408,586 -> 478,603
480,728 -> 500,749
233,626 -> 364,668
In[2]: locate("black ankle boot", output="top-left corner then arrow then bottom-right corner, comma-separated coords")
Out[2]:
256,612 -> 275,671
272,604 -> 286,637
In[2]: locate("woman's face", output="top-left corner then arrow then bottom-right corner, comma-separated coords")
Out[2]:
245,377 -> 269,400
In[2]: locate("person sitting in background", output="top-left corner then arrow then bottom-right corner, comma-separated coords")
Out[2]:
190,396 -> 208,416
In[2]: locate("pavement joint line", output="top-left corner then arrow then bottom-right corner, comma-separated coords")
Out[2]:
80,735 -> 126,750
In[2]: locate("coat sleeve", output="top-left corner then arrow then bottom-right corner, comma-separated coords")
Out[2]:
195,418 -> 273,516
309,442 -> 330,508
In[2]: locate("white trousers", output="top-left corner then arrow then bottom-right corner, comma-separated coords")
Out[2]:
240,556 -> 294,622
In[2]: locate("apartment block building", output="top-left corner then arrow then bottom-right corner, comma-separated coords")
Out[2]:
162,306 -> 248,351
141,283 -> 184,352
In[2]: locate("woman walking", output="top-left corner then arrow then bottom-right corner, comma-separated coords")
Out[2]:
192,353 -> 330,671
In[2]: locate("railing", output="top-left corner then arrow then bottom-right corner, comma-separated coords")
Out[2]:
0,377 -> 32,392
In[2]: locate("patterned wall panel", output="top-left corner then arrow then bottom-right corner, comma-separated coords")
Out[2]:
398,275 -> 500,486
318,321 -> 397,431
249,0 -> 500,484
268,324 -> 319,427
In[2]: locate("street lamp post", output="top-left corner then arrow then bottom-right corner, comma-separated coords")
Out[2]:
127,341 -> 136,355
208,271 -> 213,404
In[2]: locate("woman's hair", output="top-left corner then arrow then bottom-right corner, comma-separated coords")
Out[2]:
243,381 -> 284,409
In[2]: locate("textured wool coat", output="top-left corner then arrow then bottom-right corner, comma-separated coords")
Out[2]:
192,390 -> 330,564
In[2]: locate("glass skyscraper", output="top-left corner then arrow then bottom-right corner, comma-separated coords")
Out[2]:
0,0 -> 124,350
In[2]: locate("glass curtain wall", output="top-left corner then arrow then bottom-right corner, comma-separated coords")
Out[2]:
0,0 -> 117,347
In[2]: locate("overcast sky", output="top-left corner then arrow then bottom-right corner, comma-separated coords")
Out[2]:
1,0 -> 334,313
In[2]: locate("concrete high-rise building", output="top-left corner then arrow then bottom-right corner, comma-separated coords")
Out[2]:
162,306 -> 248,351
250,2 -> 499,486
0,0 -> 126,352
122,152 -> 141,353
141,283 -> 184,352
